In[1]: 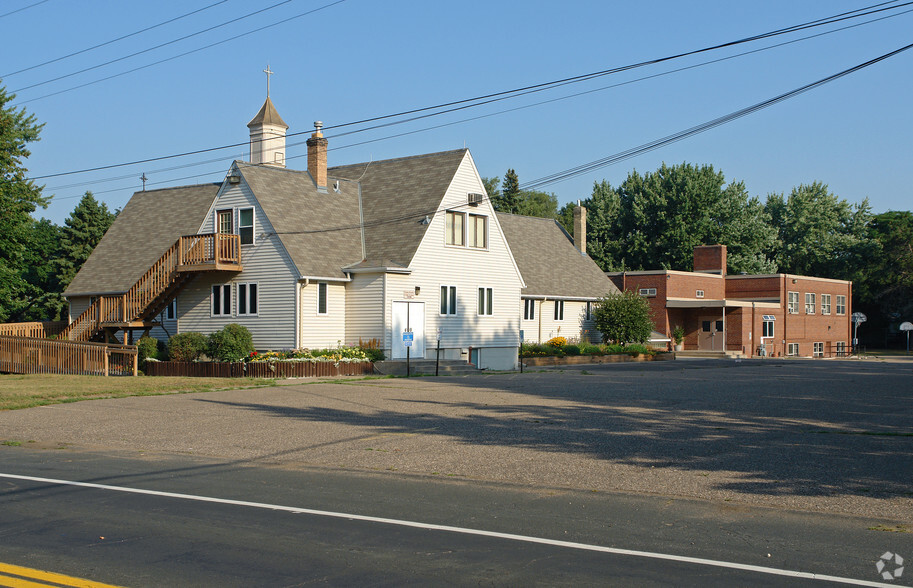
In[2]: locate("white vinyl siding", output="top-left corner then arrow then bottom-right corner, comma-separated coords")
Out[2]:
299,281 -> 346,348
386,152 -> 523,366
344,273 -> 385,345
180,176 -> 298,349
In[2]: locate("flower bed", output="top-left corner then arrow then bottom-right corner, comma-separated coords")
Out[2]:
521,353 -> 673,366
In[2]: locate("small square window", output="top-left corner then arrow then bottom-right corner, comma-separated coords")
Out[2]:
696,290 -> 704,298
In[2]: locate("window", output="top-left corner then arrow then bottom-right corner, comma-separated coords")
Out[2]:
478,287 -> 493,315
237,283 -> 258,315
554,300 -> 564,321
805,293 -> 816,314
813,342 -> 824,357
788,291 -> 799,314
523,299 -> 536,321
212,284 -> 231,316
468,214 -> 487,249
217,209 -> 233,234
696,290 -> 704,298
445,211 -> 465,246
440,285 -> 457,315
702,321 -> 711,332
787,343 -> 799,356
239,207 -> 254,245
638,288 -> 657,297
585,301 -> 592,321
162,299 -> 176,321
317,282 -> 327,315
836,295 -> 846,315
762,316 -> 774,338
821,294 -> 831,315
715,320 -> 724,332
836,341 -> 847,356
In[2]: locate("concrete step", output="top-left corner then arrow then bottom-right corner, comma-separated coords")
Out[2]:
374,359 -> 481,376
674,350 -> 746,359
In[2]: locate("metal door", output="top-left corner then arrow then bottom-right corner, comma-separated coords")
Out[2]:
391,301 -> 425,359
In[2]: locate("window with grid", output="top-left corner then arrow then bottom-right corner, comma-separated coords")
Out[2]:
821,294 -> 831,315
805,293 -> 816,314
788,291 -> 799,314
813,342 -> 824,357
836,295 -> 846,315
787,343 -> 799,356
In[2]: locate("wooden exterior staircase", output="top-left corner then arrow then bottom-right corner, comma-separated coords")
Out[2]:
60,233 -> 242,343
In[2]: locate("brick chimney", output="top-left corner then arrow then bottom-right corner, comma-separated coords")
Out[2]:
307,121 -> 328,193
693,244 -> 727,275
573,202 -> 587,254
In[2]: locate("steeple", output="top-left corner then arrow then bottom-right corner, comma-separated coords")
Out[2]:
247,66 -> 288,167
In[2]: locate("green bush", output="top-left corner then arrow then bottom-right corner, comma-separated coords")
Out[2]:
168,332 -> 209,362
362,347 -> 385,362
137,335 -> 162,368
563,344 -> 580,356
594,291 -> 654,345
208,323 -> 255,362
579,343 -> 603,355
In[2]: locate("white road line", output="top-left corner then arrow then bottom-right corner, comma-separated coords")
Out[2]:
0,472 -> 893,587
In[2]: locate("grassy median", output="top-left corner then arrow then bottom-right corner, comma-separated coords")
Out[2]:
0,373 -> 277,411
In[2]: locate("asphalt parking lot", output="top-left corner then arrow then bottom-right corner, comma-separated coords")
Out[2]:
1,358 -> 911,523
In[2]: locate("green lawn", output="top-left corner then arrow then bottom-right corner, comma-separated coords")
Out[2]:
0,373 -> 277,411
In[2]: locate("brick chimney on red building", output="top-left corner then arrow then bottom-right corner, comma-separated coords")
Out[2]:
693,244 -> 727,276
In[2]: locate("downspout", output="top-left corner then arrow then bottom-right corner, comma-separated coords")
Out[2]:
782,274 -> 787,357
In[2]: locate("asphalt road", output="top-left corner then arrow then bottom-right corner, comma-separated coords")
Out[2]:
1,358 -> 911,586
1,449 -> 909,587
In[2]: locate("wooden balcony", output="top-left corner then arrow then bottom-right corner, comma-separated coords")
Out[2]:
177,233 -> 243,272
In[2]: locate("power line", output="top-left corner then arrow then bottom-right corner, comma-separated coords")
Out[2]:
520,42 -> 913,190
0,0 -> 48,19
2,1 -> 229,78
28,1 -> 913,183
44,4 -> 913,199
11,0 -> 297,93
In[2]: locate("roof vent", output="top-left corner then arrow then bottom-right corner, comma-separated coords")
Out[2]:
333,180 -> 340,193
468,192 -> 484,206
227,172 -> 241,184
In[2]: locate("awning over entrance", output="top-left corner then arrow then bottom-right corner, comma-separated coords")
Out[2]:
666,298 -> 779,309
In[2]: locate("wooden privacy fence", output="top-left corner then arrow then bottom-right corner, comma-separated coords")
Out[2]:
0,321 -> 67,338
145,361 -> 374,378
0,336 -> 138,376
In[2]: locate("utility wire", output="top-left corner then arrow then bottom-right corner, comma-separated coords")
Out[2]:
28,0 -> 913,181
2,1 -> 229,78
11,0 -> 295,92
45,4 -> 913,198
0,0 -> 48,19
520,42 -> 913,190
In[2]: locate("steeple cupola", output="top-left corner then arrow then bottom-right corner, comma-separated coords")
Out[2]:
247,66 -> 288,167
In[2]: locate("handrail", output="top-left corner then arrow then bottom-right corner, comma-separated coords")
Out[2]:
60,233 -> 241,342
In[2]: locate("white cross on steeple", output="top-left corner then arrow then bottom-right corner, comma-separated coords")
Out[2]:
264,64 -> 274,97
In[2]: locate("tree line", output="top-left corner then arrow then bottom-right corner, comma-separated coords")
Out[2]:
483,164 -> 912,336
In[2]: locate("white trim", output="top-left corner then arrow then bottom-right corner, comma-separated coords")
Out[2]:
298,275 -> 353,282
477,286 -> 493,316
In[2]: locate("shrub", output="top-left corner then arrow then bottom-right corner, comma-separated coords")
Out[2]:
546,336 -> 567,348
137,335 -> 162,369
362,347 -> 385,362
594,291 -> 654,345
208,324 -> 255,362
579,343 -> 603,355
672,325 -> 686,344
563,344 -> 580,356
168,332 -> 208,362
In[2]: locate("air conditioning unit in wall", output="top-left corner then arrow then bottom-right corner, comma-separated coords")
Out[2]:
468,192 -> 484,206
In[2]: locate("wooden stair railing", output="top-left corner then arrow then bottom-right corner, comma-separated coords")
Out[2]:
60,233 -> 241,342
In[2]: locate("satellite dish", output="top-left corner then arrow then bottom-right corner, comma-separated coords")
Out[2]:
900,322 -> 913,331
852,312 -> 867,324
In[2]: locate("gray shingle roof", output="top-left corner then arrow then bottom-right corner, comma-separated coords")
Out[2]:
236,163 -> 363,279
331,149 -> 468,268
247,97 -> 288,129
65,183 -> 220,296
497,213 -> 618,299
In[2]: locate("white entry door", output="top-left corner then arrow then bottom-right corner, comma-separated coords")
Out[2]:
391,301 -> 425,359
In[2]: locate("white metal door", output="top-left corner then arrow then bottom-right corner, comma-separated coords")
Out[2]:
391,301 -> 425,359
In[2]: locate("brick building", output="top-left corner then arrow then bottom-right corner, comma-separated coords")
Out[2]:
607,245 -> 852,358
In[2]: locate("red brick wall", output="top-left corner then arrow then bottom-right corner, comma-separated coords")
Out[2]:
614,274 -> 669,336
726,276 -> 781,299
667,274 -> 725,299
693,245 -> 727,275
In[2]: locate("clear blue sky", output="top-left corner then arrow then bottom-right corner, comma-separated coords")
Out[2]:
4,0 -> 912,225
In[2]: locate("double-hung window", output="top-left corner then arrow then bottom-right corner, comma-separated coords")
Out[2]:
523,299 -> 536,321
821,294 -> 831,315
788,291 -> 799,314
805,293 -> 816,314
813,342 -> 824,357
638,288 -> 656,297
445,211 -> 465,246
239,207 -> 254,245
212,284 -> 231,316
237,283 -> 258,315
478,287 -> 493,316
762,316 -> 774,338
440,285 -> 457,315
836,295 -> 846,315
468,214 -> 487,248
787,343 -> 799,356
554,300 -> 564,321
163,299 -> 176,321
